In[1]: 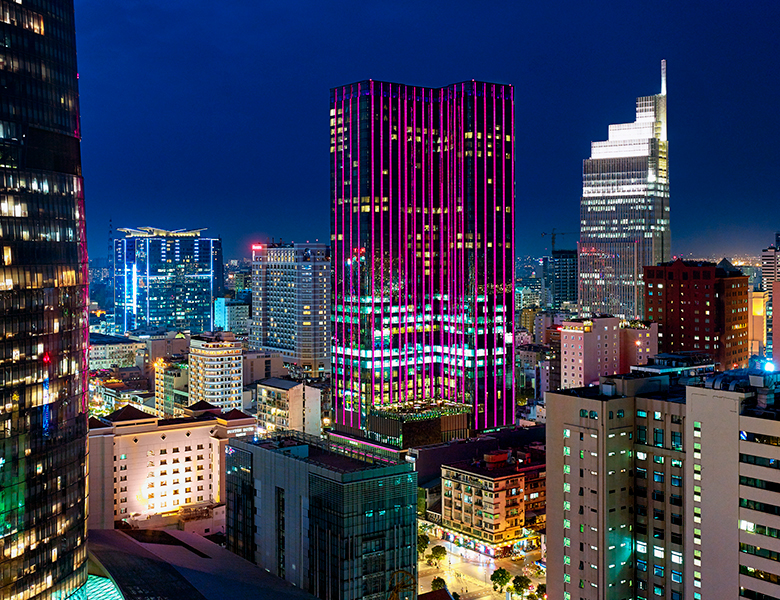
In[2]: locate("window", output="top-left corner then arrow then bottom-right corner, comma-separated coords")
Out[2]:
671,459 -> 683,468
173,447 -> 179,453
637,559 -> 648,572
654,509 -> 665,521
652,490 -> 665,502
671,475 -> 682,487
637,410 -> 648,418
654,428 -> 664,448
671,570 -> 682,584
671,431 -> 682,451
654,471 -> 664,483
670,494 -> 682,506
654,411 -> 662,421
637,467 -> 647,479
580,409 -> 588,418
654,565 -> 664,577
671,513 -> 683,526
617,410 -> 624,418
638,426 -> 647,444
589,411 -> 598,419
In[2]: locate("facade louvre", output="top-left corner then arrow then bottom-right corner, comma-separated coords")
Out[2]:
0,1 -> 89,598
330,80 -> 515,443
579,61 -> 670,320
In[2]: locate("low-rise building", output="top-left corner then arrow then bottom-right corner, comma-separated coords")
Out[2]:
440,449 -> 546,557
154,358 -> 189,417
256,377 -> 322,437
560,316 -> 658,389
89,333 -> 146,371
88,403 -> 255,531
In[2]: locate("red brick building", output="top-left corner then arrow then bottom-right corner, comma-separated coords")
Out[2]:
643,259 -> 749,369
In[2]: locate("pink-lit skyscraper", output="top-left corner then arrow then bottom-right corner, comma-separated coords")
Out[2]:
330,81 -> 515,450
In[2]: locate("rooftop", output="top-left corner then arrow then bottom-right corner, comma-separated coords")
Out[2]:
258,377 -> 301,391
117,227 -> 207,238
89,333 -> 142,346
88,529 -> 315,600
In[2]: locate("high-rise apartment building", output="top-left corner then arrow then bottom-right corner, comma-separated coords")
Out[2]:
331,80 -> 515,447
250,242 -> 330,378
560,316 -> 658,388
0,2 -> 90,598
644,259 -> 750,370
579,61 -> 670,319
547,356 -> 780,600
226,433 -> 417,600
547,372 -> 689,600
113,227 -> 224,334
189,332 -> 243,410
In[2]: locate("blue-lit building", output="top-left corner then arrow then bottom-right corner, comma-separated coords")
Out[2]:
113,227 -> 224,334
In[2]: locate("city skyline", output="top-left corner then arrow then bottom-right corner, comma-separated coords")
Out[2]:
75,2 -> 780,261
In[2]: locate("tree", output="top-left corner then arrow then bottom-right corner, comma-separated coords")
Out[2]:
452,593 -> 461,600
491,567 -> 512,592
512,574 -> 532,598
429,545 -> 447,567
417,533 -> 430,557
431,577 -> 447,591
536,583 -> 546,598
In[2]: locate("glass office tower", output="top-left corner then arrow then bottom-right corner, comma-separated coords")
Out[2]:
579,61 -> 670,319
113,227 -> 223,334
0,2 -> 89,599
331,80 -> 515,445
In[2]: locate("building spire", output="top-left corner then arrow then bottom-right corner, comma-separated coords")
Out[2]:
661,59 -> 667,96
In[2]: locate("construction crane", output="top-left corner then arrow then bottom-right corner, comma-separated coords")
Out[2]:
541,228 -> 577,253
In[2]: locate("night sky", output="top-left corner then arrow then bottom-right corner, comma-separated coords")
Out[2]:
75,0 -> 780,261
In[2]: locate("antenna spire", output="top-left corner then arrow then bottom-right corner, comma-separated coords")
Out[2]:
661,59 -> 667,95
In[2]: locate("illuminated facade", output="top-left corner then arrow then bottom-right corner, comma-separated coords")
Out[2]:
0,2 -> 90,599
188,333 -> 243,411
330,80 -> 515,445
579,61 -> 670,319
88,404 -> 255,530
250,243 -> 330,378
113,227 -> 224,334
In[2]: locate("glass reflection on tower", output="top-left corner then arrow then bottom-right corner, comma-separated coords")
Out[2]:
0,1 -> 89,599
330,81 -> 515,445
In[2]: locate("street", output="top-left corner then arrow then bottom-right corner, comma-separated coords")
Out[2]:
418,536 -> 545,598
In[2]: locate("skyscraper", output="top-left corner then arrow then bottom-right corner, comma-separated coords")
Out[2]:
579,61 -> 670,319
0,2 -> 89,598
250,242 -> 331,378
113,227 -> 224,334
331,80 -> 515,448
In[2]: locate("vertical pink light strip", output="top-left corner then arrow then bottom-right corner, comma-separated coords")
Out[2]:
340,85 -> 347,428
356,82 -> 362,430
412,86 -> 418,407
501,86 -> 508,427
510,85 -> 516,424
485,84 -> 496,426
461,83 -> 468,426
380,82 -> 385,408
338,86 -> 346,427
370,81 -> 376,413
481,81 -> 488,431
348,85 -> 355,429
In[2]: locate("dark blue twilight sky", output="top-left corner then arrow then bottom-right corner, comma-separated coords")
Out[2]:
74,0 -> 780,261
